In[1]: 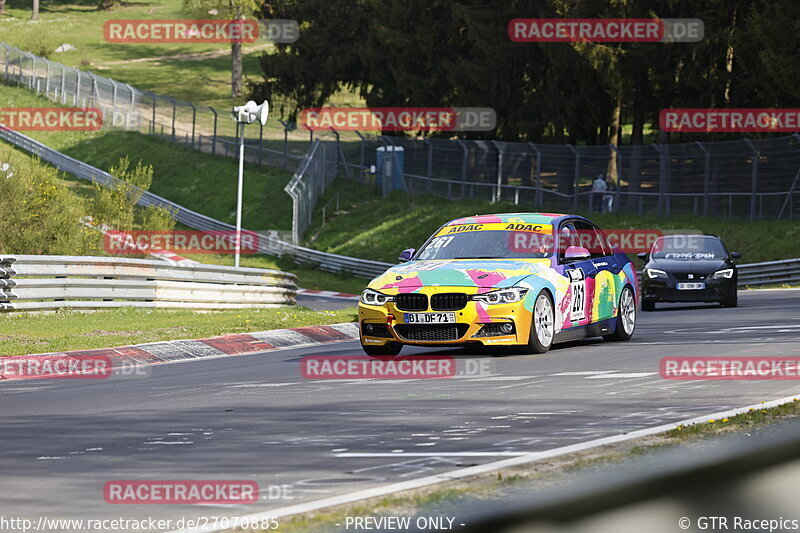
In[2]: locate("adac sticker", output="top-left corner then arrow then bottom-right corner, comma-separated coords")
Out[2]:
437,223 -> 552,237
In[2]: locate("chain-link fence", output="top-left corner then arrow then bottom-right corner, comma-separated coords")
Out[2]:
283,139 -> 338,244
3,42 -> 799,230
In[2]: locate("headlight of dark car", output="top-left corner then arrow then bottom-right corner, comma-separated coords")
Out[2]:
711,268 -> 734,279
645,268 -> 668,279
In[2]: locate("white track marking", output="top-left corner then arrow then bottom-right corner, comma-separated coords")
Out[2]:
586,372 -> 658,379
550,371 -> 617,376
332,452 -> 528,457
172,392 -> 800,533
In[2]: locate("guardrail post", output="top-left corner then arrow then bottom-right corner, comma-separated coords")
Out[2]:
743,138 -> 759,221
567,144 -> 579,210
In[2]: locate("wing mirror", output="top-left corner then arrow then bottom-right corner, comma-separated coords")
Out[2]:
730,251 -> 741,260
564,246 -> 590,261
637,252 -> 649,262
398,248 -> 415,263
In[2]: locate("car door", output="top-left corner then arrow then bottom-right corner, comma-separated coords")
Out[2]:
557,220 -> 596,327
575,221 -> 619,323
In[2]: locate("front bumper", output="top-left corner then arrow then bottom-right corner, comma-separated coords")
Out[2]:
642,276 -> 737,303
358,287 -> 531,347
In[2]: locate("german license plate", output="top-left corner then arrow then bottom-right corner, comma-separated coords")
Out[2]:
404,312 -> 456,324
677,282 -> 705,290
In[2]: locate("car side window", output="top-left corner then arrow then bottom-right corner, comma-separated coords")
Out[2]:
557,221 -> 581,262
574,221 -> 609,259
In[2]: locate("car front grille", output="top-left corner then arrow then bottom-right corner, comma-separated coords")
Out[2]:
430,293 -> 468,311
394,324 -> 469,342
674,273 -> 707,281
394,293 -> 428,311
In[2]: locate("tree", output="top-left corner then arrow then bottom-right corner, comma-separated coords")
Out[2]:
183,0 -> 261,98
0,1 -> 6,16
31,0 -> 39,19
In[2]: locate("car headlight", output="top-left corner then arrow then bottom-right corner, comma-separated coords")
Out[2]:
360,288 -> 394,306
712,268 -> 734,279
646,268 -> 668,279
471,288 -> 528,305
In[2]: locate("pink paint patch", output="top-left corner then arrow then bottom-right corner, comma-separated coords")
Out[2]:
475,302 -> 492,323
381,276 -> 422,293
467,269 -> 506,287
584,276 -> 596,324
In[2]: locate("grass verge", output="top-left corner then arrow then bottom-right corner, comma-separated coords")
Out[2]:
0,306 -> 357,357
270,398 -> 800,533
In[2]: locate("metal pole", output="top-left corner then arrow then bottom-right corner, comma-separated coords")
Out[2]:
695,141 -> 710,216
3,45 -> 8,81
210,107 -> 218,155
169,97 -> 177,141
189,103 -> 196,148
354,130 -> 366,179
44,61 -> 50,96
458,140 -> 469,197
567,145 -> 579,210
235,122 -> 245,268
258,122 -> 264,165
60,67 -> 66,105
75,71 -> 81,106
743,138 -> 759,220
424,139 -> 433,192
528,142 -> 542,207
652,143 -> 669,217
490,141 -> 504,203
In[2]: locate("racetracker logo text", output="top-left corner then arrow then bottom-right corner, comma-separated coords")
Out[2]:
0,355 -> 112,380
104,230 -> 261,255
509,18 -> 703,43
661,357 -> 800,380
301,356 -> 456,379
299,107 -> 496,132
0,108 -> 102,132
104,19 -> 299,44
104,480 -> 258,504
660,109 -> 800,133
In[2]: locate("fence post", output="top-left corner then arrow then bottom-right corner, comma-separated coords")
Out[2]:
110,80 -> 118,124
528,142 -> 542,207
151,98 -> 156,134
354,130 -> 366,177
694,141 -> 710,216
279,120 -> 290,169
60,68 -> 66,104
188,102 -> 196,148
491,141 -> 504,203
567,145 -> 579,210
458,140 -> 469,198
209,107 -> 217,155
652,144 -> 668,217
28,53 -> 36,91
258,121 -> 264,165
424,139 -> 433,192
3,45 -> 8,81
44,60 -> 50,96
743,138 -> 759,221
74,70 -> 81,106
125,83 -> 136,131
168,97 -> 177,141
609,144 -> 621,213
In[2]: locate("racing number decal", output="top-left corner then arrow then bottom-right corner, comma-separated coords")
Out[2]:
567,268 -> 586,322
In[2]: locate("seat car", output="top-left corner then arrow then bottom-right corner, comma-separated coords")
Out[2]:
638,234 -> 740,311
358,213 -> 639,356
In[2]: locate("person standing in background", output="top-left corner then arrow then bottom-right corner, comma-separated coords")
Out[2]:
604,176 -> 615,214
592,174 -> 607,213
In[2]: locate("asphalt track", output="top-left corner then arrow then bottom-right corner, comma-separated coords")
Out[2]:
1,289 -> 799,530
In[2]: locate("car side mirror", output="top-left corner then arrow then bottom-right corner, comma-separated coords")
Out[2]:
564,246 -> 591,261
637,252 -> 649,262
398,248 -> 415,263
730,251 -> 741,260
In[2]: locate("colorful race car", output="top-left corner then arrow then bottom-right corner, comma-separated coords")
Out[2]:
358,213 -> 639,356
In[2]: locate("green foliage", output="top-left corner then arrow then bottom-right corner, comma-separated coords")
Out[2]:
0,149 -> 101,255
90,156 -> 175,232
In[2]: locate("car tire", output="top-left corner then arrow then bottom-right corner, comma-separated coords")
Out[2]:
361,342 -> 402,357
604,285 -> 636,341
642,299 -> 655,312
522,290 -> 555,354
721,296 -> 738,308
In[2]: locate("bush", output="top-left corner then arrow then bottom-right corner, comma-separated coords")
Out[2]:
0,149 -> 101,255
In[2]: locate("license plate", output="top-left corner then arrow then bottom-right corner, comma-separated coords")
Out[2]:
677,282 -> 705,290
404,312 -> 456,324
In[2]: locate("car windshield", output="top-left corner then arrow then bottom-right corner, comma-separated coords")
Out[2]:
651,235 -> 727,260
415,230 -> 553,260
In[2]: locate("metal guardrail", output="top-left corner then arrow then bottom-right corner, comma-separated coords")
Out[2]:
0,255 -> 297,312
0,127 -> 392,279
737,257 -> 800,286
